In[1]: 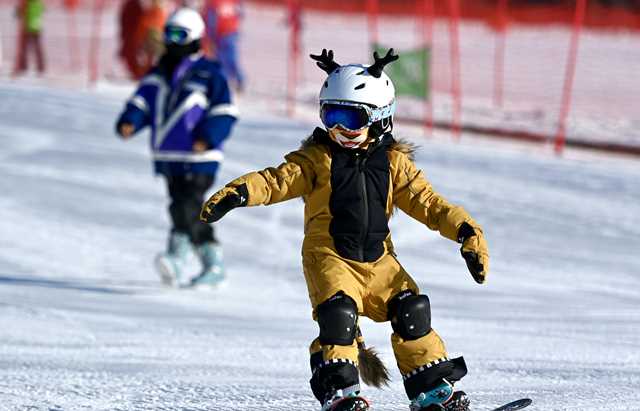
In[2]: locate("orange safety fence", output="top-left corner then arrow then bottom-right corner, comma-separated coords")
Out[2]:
1,0 -> 639,155
275,0 -> 640,155
250,0 -> 640,31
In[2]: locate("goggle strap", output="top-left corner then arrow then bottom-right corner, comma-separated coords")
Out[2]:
368,100 -> 396,123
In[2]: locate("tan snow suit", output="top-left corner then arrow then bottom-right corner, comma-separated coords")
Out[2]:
202,129 -> 488,382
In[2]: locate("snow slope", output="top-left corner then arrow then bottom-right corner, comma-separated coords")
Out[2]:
0,80 -> 639,411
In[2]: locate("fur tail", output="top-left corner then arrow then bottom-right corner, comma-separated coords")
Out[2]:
358,345 -> 391,388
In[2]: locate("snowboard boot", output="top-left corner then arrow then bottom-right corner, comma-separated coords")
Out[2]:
190,242 -> 224,288
410,380 -> 470,411
321,388 -> 370,411
155,232 -> 192,287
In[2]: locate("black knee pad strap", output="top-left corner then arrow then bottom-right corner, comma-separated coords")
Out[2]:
317,293 -> 358,346
388,291 -> 431,341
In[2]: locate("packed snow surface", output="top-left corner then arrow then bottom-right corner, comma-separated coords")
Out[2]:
0,81 -> 639,411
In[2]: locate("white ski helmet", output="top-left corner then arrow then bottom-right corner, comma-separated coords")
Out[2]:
164,8 -> 206,45
312,49 -> 399,133
319,65 -> 395,109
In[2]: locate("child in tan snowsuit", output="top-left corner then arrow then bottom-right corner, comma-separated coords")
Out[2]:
200,49 -> 489,411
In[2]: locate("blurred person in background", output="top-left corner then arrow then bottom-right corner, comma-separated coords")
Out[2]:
13,0 -> 45,76
118,0 -> 167,79
203,0 -> 245,91
115,8 -> 238,288
118,0 -> 143,79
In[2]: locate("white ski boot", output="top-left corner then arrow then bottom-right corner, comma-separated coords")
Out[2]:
155,232 -> 192,287
189,242 -> 224,289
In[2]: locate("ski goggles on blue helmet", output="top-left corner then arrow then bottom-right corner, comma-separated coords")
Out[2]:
320,100 -> 396,132
164,26 -> 191,45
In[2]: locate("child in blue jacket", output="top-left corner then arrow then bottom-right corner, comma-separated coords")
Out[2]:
116,7 -> 238,288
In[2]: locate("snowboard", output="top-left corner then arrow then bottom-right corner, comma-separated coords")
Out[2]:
491,398 -> 532,411
328,396 -> 531,411
424,398 -> 532,411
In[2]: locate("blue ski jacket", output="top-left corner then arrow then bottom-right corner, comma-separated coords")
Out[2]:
116,54 -> 238,176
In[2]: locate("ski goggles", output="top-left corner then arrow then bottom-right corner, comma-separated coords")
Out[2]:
164,26 -> 191,45
319,100 -> 396,132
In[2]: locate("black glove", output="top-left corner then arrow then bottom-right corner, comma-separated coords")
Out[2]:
457,222 -> 489,284
200,184 -> 248,223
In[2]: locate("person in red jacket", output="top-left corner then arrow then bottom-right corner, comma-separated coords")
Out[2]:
203,0 -> 245,91
118,0 -> 143,79
118,0 -> 167,79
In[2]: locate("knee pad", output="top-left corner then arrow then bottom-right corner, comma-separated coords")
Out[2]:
388,291 -> 431,341
317,293 -> 358,346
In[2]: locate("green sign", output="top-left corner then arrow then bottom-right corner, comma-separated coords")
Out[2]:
373,44 -> 430,100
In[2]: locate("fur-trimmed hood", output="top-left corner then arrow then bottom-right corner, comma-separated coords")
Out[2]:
389,138 -> 418,162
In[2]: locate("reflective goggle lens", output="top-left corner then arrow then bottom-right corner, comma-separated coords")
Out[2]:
320,104 -> 370,131
164,26 -> 190,44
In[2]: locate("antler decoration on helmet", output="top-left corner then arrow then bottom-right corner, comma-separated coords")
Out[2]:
367,48 -> 399,78
310,49 -> 341,74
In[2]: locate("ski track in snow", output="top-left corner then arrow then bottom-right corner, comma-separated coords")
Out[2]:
0,81 -> 639,411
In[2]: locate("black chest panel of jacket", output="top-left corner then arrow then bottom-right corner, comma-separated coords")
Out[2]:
324,131 -> 393,262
